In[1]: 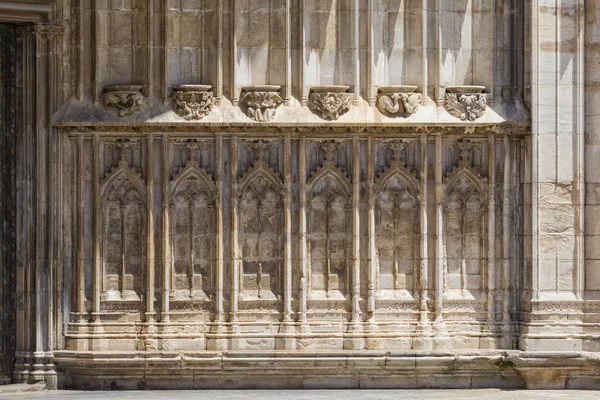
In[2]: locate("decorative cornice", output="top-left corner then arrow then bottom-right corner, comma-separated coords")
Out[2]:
54,122 -> 531,137
0,1 -> 54,24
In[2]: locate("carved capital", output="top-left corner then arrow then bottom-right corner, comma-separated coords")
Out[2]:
377,86 -> 421,116
443,86 -> 488,122
309,86 -> 353,121
172,85 -> 213,120
240,85 -> 284,122
101,85 -> 147,117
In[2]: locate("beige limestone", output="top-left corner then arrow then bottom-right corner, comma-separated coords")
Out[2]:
0,0 -> 598,391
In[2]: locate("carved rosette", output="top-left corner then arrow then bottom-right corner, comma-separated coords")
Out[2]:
309,85 -> 353,121
443,86 -> 488,122
101,85 -> 147,117
377,85 -> 421,116
240,85 -> 284,122
172,84 -> 213,120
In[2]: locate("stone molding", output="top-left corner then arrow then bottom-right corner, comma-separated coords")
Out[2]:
377,85 -> 421,116
239,85 -> 284,122
101,85 -> 147,117
53,121 -> 531,137
309,86 -> 353,120
0,1 -> 54,24
443,86 -> 489,122
172,85 -> 213,121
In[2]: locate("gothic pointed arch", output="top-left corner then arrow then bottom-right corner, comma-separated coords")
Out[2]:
169,160 -> 216,302
306,142 -> 352,302
374,144 -> 420,301
238,149 -> 284,302
442,150 -> 488,301
100,160 -> 146,303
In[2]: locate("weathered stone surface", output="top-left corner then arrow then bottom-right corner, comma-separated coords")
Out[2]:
1,0 -> 599,391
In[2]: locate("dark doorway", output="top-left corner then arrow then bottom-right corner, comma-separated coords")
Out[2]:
0,23 -> 16,383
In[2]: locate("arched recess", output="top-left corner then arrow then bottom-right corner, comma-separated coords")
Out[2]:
443,166 -> 488,300
169,161 -> 216,301
100,161 -> 146,303
375,157 -> 420,302
238,160 -> 283,301
307,158 -> 352,301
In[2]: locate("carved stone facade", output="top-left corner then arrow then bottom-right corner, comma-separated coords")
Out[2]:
1,0 -> 599,392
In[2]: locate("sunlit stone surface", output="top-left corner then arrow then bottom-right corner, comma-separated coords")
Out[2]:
0,0 -> 599,391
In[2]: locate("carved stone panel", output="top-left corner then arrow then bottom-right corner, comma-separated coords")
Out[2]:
443,141 -> 488,300
170,160 -> 215,301
100,157 -> 146,303
238,141 -> 283,302
307,142 -> 351,302
375,142 -> 420,301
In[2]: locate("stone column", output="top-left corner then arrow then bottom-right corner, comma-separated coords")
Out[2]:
584,0 -> 600,354
367,138 -> 376,320
414,135 -> 432,350
145,135 -> 155,323
299,0 -> 307,106
298,136 -> 308,328
230,136 -> 239,326
482,135 -> 496,349
434,136 -> 448,348
283,134 -> 293,321
522,0 -> 586,351
208,136 -> 226,350
76,135 -> 86,322
161,136 -> 170,322
215,136 -> 225,324
14,22 -> 62,389
502,135 -> 511,344
92,135 -> 101,323
344,136 -> 363,350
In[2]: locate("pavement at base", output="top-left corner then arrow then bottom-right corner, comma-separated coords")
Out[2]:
2,389 -> 600,400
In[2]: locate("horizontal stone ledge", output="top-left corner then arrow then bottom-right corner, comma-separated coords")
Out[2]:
52,350 -> 600,389
53,121 -> 531,136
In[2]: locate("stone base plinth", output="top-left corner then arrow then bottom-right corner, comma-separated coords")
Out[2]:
52,350 -> 600,390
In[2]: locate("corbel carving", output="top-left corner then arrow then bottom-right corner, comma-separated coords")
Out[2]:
309,85 -> 353,121
443,86 -> 488,122
101,85 -> 147,117
377,85 -> 421,116
172,85 -> 213,120
239,85 -> 284,122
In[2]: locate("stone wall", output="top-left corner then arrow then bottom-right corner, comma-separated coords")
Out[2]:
2,0 -> 600,391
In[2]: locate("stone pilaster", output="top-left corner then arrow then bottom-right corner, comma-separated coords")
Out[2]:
13,22 -> 63,389
521,1 -> 586,351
